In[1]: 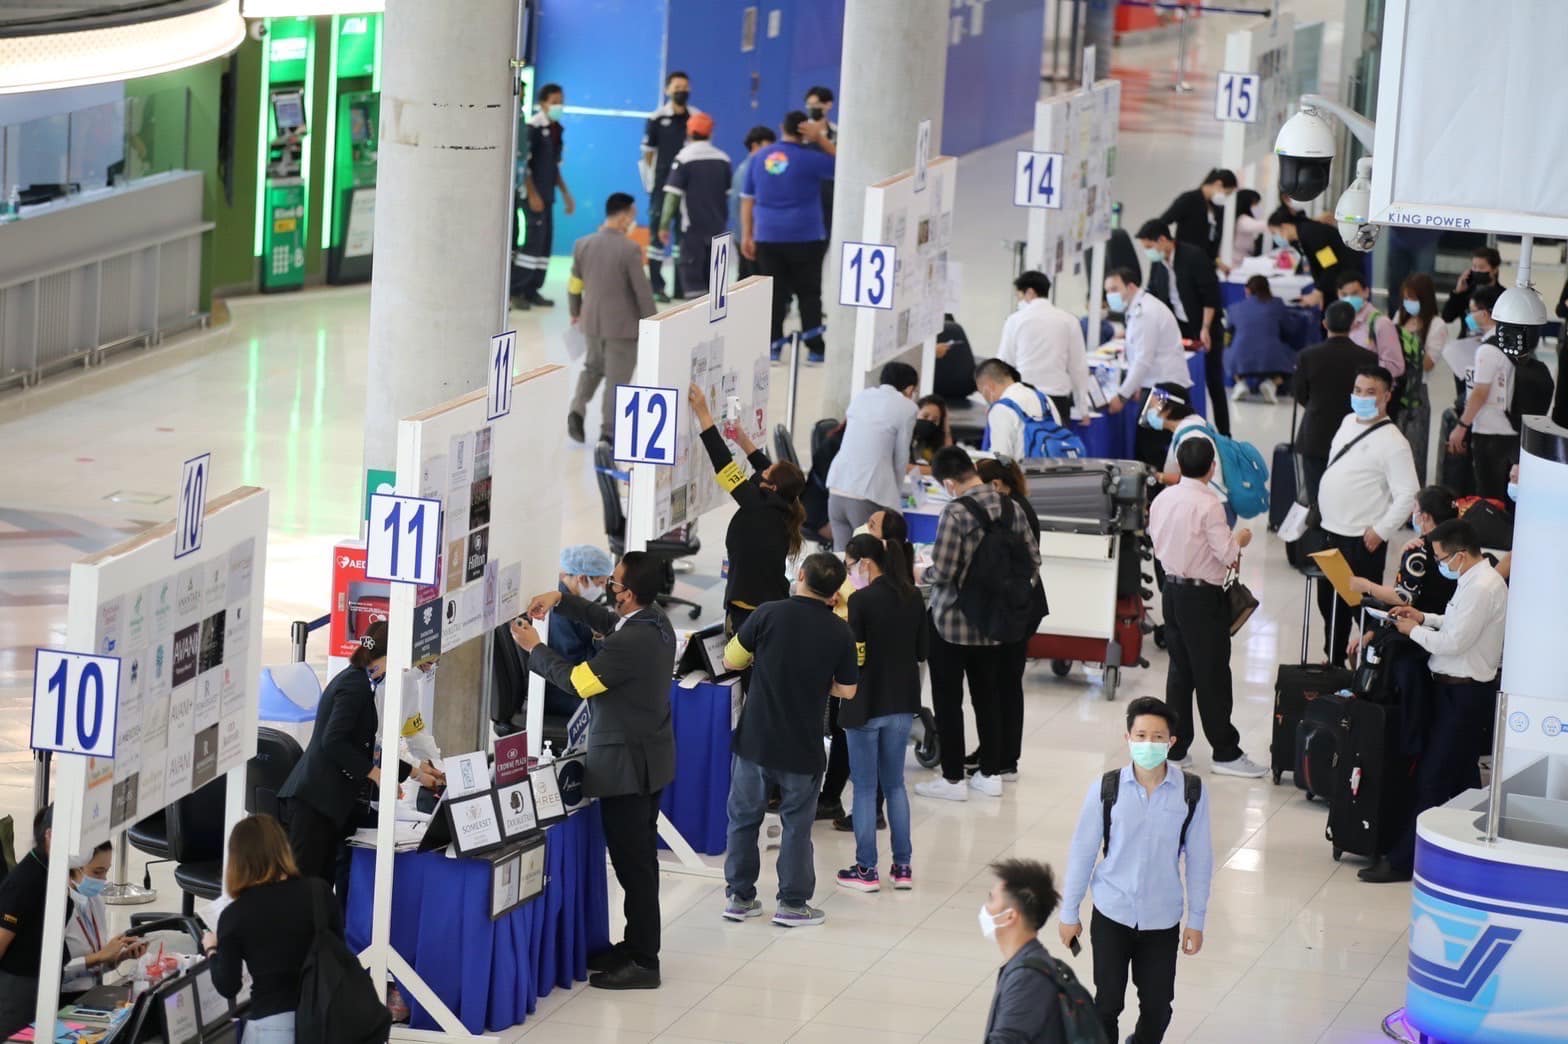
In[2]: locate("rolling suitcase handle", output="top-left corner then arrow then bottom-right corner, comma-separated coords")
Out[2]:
1298,571 -> 1337,666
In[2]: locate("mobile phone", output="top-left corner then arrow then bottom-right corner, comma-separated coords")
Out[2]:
1069,937 -> 1082,957
70,1007 -> 114,1019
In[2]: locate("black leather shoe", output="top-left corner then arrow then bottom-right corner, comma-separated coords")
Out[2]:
815,800 -> 845,822
587,942 -> 630,974
526,294 -> 555,308
590,961 -> 660,990
566,411 -> 585,444
510,294 -> 532,311
833,813 -> 886,832
1357,858 -> 1412,884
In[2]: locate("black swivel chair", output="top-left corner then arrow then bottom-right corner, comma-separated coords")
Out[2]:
126,809 -> 173,891
773,424 -> 801,469
592,442 -> 703,619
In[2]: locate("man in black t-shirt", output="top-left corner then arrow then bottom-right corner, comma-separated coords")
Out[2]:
641,71 -> 698,301
0,807 -> 70,1037
721,553 -> 858,928
512,83 -> 575,310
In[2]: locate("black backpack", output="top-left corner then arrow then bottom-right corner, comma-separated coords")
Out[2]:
1015,955 -> 1109,1044
297,881 -> 392,1044
955,495 -> 1039,643
1506,353 -> 1554,434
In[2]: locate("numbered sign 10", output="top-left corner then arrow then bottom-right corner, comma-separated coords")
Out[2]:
367,493 -> 443,585
488,330 -> 516,421
32,649 -> 120,758
613,385 -> 678,466
708,232 -> 732,324
839,242 -> 895,311
1214,72 -> 1259,123
174,452 -> 210,560
1013,150 -> 1064,209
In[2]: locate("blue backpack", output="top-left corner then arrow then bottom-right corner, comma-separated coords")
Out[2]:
1175,423 -> 1270,519
986,389 -> 1087,459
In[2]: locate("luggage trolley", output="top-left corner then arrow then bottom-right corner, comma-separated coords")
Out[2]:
1021,458 -> 1154,700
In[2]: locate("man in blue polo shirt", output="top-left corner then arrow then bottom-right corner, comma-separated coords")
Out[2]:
740,111 -> 836,364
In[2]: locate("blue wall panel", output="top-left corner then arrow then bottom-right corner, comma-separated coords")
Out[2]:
942,0 -> 1045,157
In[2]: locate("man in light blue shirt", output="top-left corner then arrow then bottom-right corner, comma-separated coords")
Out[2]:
823,362 -> 919,549
1058,696 -> 1212,1044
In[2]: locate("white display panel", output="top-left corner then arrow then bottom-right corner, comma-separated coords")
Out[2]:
1023,80 -> 1120,277
1219,13 -> 1294,171
625,276 -> 773,549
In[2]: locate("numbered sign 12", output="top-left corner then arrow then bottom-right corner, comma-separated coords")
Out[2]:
1214,72 -> 1258,123
367,493 -> 443,585
839,242 -> 896,311
913,119 -> 931,194
613,385 -> 678,466
1013,150 -> 1064,209
32,649 -> 120,758
174,452 -> 210,560
708,232 -> 732,324
488,330 -> 516,421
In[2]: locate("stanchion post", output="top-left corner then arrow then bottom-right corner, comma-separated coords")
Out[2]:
290,618 -> 308,663
1485,691 -> 1509,844
785,331 -> 802,438
1173,2 -> 1195,93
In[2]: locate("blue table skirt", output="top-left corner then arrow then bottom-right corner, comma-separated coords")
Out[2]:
660,679 -> 733,856
346,805 -> 611,1035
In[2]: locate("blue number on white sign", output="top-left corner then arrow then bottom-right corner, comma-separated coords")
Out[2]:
613,385 -> 678,466
174,453 -> 209,559
367,493 -> 443,584
709,233 -> 732,323
31,649 -> 120,758
1214,72 -> 1259,123
488,331 -> 515,420
839,242 -> 895,310
1014,151 -> 1064,209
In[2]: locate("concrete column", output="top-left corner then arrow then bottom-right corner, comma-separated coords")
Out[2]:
364,0 -> 520,752
819,0 -> 950,420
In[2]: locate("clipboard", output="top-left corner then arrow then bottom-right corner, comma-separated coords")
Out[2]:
1308,549 -> 1364,607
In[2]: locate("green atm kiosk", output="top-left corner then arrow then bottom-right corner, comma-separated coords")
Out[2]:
258,18 -> 313,293
325,13 -> 380,284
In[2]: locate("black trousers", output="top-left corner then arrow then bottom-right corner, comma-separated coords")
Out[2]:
1469,432 -> 1518,502
1091,908 -> 1180,1044
995,637 -> 1028,773
1314,531 -> 1386,666
1201,333 -> 1230,436
1162,583 -> 1243,763
599,790 -> 663,969
822,695 -> 850,804
756,240 -> 826,354
284,797 -> 344,886
927,616 -> 1004,781
648,190 -> 679,296
1391,678 -> 1495,870
1048,393 -> 1075,426
513,205 -> 553,298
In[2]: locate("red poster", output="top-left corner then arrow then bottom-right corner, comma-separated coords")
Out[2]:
494,733 -> 530,786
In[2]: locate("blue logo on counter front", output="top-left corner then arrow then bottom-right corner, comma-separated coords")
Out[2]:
1508,711 -> 1529,733
1410,923 -> 1521,1002
1544,716 -> 1562,738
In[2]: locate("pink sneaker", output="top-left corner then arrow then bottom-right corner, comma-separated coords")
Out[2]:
890,864 -> 913,890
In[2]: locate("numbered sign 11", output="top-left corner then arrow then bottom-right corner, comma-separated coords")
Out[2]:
1013,150 -> 1064,209
708,232 -> 732,324
32,649 -> 120,758
367,493 -> 443,585
839,242 -> 896,311
613,385 -> 678,466
1214,72 -> 1259,123
174,452 -> 210,560
488,330 -> 516,421
913,119 -> 931,194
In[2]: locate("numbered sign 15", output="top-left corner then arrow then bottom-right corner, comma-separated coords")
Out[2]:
1214,72 -> 1259,123
708,232 -> 732,324
1013,150 -> 1064,209
367,493 -> 443,585
839,242 -> 896,310
488,330 -> 516,421
32,649 -> 120,758
174,452 -> 210,560
613,385 -> 678,466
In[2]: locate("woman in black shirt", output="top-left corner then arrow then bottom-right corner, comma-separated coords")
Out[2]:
835,534 -> 926,894
687,384 -> 805,634
204,814 -> 341,1042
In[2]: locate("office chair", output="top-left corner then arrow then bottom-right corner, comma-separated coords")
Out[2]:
163,777 -> 228,915
592,442 -> 703,619
773,424 -> 801,469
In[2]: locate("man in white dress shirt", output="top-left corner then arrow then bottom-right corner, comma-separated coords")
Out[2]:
996,271 -> 1093,423
975,358 -> 1061,462
1362,518 -> 1507,883
1104,267 -> 1192,472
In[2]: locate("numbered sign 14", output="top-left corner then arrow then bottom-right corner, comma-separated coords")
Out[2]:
839,242 -> 896,310
32,649 -> 120,758
613,385 -> 678,466
1214,72 -> 1259,123
367,493 -> 443,585
708,232 -> 732,324
174,452 -> 210,560
488,330 -> 516,421
1013,151 -> 1064,209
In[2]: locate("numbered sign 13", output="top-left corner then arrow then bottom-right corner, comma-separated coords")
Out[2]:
367,493 -> 443,585
32,649 -> 120,758
174,452 -> 210,560
1214,72 -> 1258,123
708,232 -> 732,324
1014,150 -> 1064,209
613,385 -> 678,466
488,330 -> 516,421
839,242 -> 896,310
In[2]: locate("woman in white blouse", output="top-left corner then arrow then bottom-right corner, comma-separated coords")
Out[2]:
1229,189 -> 1270,270
61,842 -> 144,999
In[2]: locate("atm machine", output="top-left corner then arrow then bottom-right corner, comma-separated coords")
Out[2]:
325,12 -> 382,284
261,87 -> 307,293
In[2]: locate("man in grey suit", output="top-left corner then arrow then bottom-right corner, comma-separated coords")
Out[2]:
567,192 -> 658,444
510,551 -> 675,990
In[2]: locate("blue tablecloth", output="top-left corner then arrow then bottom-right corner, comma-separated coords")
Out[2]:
1079,351 -> 1209,460
346,805 -> 611,1035
660,678 -> 733,856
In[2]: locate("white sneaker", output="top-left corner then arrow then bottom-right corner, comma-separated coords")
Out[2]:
914,777 -> 969,802
969,772 -> 1004,797
1212,754 -> 1268,779
1259,381 -> 1279,404
1229,382 -> 1249,402
1001,770 -> 1020,782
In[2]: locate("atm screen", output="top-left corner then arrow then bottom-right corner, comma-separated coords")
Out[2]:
349,103 -> 371,144
272,90 -> 305,133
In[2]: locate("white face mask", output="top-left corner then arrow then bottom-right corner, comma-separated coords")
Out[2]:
978,903 -> 1007,940
579,582 -> 605,603
1016,297 -> 1029,312
1211,190 -> 1230,206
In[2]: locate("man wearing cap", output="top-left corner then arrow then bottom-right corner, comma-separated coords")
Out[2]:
657,113 -> 732,301
545,545 -> 615,717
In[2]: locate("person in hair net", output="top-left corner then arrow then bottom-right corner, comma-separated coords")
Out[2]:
545,545 -> 616,717
62,841 -> 144,999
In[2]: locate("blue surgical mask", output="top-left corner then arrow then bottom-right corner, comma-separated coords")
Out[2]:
547,104 -> 564,120
1143,247 -> 1164,262
1141,406 -> 1163,430
1437,558 -> 1460,581
1106,291 -> 1125,313
1402,299 -> 1421,317
1506,481 -> 1519,502
1272,233 -> 1290,249
1129,740 -> 1170,771
1341,294 -> 1365,313
1350,394 -> 1378,420
1464,313 -> 1482,334
76,876 -> 108,899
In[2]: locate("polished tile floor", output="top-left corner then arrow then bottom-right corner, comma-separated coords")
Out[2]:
0,2 -> 1441,1040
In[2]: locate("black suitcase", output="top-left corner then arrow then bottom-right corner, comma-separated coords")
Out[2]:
1437,407 -> 1475,497
1269,401 -> 1305,532
1022,458 -> 1149,535
1325,698 -> 1410,861
1271,575 -> 1353,785
1295,692 -> 1351,800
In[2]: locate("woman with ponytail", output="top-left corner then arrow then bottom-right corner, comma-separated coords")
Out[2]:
833,532 -> 926,894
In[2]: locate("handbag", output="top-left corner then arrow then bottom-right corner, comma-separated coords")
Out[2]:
1224,565 -> 1259,635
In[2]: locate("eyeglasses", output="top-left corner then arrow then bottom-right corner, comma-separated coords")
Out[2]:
606,579 -> 626,593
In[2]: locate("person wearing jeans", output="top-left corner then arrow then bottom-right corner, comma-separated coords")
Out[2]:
835,534 -> 924,892
721,553 -> 858,927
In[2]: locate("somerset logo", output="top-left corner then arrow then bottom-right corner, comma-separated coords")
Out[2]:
763,149 -> 790,175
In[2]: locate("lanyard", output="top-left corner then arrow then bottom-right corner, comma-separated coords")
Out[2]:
74,896 -> 101,954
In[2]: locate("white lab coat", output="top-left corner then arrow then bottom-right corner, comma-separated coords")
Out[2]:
61,887 -> 107,994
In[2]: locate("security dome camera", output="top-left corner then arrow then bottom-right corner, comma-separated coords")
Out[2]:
1493,285 -> 1548,327
1335,158 -> 1378,253
248,20 -> 268,41
1274,106 -> 1336,202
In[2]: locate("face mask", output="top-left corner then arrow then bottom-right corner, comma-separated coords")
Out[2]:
1141,406 -> 1163,430
671,90 -> 690,106
1015,297 -> 1029,312
1341,294 -> 1365,313
1128,740 -> 1170,771
1437,558 -> 1460,581
1211,191 -> 1229,206
1106,291 -> 1125,313
807,105 -> 825,121
1469,270 -> 1491,287
1272,233 -> 1289,249
76,876 -> 108,899
978,903 -> 1007,940
913,418 -> 942,445
1143,246 -> 1163,262
1507,482 -> 1519,502
579,582 -> 605,603
852,522 -> 874,539
849,565 -> 870,590
547,104 -> 564,120
1402,299 -> 1421,317
1464,313 -> 1482,334
1350,394 -> 1379,420
1411,512 -> 1424,533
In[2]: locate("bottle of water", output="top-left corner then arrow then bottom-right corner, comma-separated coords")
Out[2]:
3,187 -> 18,222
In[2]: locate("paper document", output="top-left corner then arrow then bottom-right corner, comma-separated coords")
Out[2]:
1309,549 -> 1364,607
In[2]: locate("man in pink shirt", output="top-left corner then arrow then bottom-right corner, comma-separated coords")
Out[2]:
1147,438 -> 1265,778
1336,271 -> 1405,382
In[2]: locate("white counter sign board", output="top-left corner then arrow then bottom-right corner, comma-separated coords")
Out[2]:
1023,80 -> 1120,277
